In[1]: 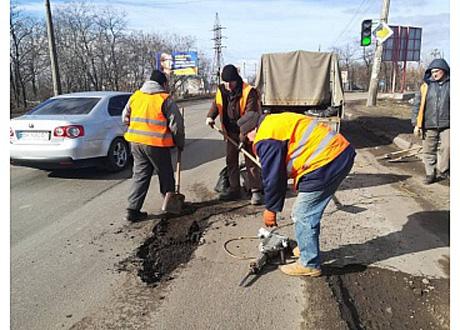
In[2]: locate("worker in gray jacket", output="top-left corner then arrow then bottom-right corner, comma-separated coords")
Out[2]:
412,58 -> 450,184
122,70 -> 185,221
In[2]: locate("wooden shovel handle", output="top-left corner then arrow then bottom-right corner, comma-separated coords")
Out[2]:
212,125 -> 262,168
175,107 -> 185,193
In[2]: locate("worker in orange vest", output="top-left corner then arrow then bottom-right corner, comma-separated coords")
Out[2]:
206,64 -> 263,204
238,111 -> 355,277
123,70 -> 184,222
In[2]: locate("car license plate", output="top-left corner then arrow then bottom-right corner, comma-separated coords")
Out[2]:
17,131 -> 50,141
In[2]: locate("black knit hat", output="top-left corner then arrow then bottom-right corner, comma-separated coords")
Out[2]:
237,111 -> 260,135
150,70 -> 167,85
221,64 -> 241,82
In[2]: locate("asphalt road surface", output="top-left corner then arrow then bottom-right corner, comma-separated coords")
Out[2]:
11,98 -> 450,329
10,99 -> 225,329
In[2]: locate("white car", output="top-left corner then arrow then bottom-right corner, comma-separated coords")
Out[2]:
10,91 -> 132,171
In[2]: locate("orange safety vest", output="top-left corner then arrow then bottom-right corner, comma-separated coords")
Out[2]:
215,82 -> 254,118
416,82 -> 428,128
254,113 -> 350,187
124,91 -> 175,147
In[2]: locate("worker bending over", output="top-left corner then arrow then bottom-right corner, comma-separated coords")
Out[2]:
237,111 -> 355,276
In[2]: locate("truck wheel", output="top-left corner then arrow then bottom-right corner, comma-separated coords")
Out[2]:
104,138 -> 130,172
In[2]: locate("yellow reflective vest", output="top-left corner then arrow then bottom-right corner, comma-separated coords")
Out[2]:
215,82 -> 254,118
254,113 -> 350,187
124,91 -> 175,147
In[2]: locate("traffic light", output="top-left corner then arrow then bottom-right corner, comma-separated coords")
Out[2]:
361,19 -> 372,46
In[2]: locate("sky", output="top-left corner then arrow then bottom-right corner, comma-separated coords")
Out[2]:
13,0 -> 450,77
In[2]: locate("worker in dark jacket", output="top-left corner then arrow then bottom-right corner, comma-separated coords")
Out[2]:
412,58 -> 450,184
237,111 -> 355,277
206,64 -> 263,204
122,70 -> 185,221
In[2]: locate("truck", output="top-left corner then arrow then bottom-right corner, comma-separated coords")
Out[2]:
254,50 -> 345,132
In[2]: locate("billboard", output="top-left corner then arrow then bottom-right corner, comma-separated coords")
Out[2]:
155,51 -> 198,76
172,51 -> 198,76
382,26 -> 422,62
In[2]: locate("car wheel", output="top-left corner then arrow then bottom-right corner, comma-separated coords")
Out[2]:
105,138 -> 130,172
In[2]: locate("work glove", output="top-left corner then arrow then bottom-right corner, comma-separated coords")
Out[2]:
263,209 -> 278,228
205,117 -> 215,128
413,126 -> 422,138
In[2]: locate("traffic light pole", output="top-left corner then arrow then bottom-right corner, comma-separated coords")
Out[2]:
367,0 -> 390,107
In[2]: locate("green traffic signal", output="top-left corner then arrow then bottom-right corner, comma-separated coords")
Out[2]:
362,36 -> 371,46
361,19 -> 373,47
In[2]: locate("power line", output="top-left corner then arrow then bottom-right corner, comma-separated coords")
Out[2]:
332,0 -> 371,46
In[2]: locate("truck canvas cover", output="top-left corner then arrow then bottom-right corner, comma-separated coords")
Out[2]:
255,50 -> 344,107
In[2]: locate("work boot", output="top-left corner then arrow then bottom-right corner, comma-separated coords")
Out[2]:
218,189 -> 241,201
424,174 -> 436,185
250,190 -> 263,205
279,262 -> 322,277
126,209 -> 148,222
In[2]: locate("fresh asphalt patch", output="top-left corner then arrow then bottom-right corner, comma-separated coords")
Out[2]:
322,266 -> 449,329
130,199 -> 259,285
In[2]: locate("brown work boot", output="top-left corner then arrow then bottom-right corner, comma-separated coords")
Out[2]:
279,262 -> 322,277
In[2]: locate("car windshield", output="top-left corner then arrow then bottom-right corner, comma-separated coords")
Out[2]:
27,97 -> 101,115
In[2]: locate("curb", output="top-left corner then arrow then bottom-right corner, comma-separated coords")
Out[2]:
345,113 -> 423,160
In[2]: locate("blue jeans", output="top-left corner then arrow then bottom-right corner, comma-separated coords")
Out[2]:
291,163 -> 353,269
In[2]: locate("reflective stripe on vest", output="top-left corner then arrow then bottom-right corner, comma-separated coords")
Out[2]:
254,113 -> 349,187
130,117 -> 168,126
215,82 -> 253,118
126,128 -> 173,139
124,91 -> 175,147
286,119 -> 317,174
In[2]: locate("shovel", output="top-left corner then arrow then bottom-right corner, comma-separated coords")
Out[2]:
161,108 -> 186,215
212,125 -> 261,168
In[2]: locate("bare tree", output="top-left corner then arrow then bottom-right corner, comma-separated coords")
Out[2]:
94,7 -> 127,90
10,0 -> 212,114
10,4 -> 32,108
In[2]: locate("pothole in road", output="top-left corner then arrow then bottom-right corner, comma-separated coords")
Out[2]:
322,265 -> 449,330
133,200 -> 259,285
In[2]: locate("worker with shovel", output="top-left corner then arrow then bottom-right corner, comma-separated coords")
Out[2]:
206,64 -> 263,204
237,111 -> 355,277
123,70 -> 185,222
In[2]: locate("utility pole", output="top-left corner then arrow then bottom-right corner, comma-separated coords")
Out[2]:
366,0 -> 390,107
211,13 -> 225,87
45,0 -> 62,95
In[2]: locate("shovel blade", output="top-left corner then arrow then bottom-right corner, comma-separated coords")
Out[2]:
161,192 -> 185,215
